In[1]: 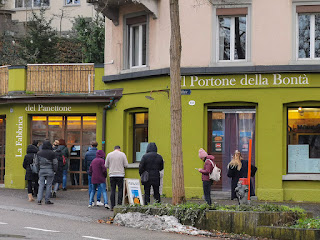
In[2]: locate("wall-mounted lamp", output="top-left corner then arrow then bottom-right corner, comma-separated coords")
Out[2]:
145,90 -> 170,100
298,107 -> 304,116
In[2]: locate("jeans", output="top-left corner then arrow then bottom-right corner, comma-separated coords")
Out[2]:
37,174 -> 54,202
203,180 -> 213,205
62,170 -> 68,189
89,182 -> 108,205
88,175 -> 101,201
110,177 -> 124,208
144,183 -> 160,205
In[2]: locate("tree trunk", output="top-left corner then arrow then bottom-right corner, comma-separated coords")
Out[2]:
169,0 -> 185,205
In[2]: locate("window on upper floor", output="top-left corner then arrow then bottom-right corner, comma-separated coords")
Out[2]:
124,14 -> 148,69
217,8 -> 248,62
15,0 -> 49,8
296,5 -> 320,60
65,0 -> 80,6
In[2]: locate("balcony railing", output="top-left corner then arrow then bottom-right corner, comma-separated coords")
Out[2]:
0,66 -> 9,96
26,64 -> 95,94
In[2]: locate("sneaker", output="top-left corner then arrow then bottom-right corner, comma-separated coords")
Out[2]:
96,201 -> 104,206
37,201 -> 41,205
45,201 -> 54,205
104,204 -> 110,209
88,204 -> 92,208
52,192 -> 56,198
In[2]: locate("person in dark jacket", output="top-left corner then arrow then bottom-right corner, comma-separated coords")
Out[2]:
51,146 -> 64,198
36,140 -> 58,205
139,142 -> 164,205
227,150 -> 257,200
84,141 -> 102,206
58,139 -> 69,191
197,148 -> 215,205
88,150 -> 110,209
22,144 -> 39,202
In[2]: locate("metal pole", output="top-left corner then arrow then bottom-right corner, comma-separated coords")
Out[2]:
247,139 -> 252,201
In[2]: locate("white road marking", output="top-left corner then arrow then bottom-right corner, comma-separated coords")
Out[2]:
82,236 -> 111,240
24,227 -> 60,233
0,222 -> 8,224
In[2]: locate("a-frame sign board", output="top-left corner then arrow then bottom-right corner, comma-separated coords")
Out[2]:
123,178 -> 144,206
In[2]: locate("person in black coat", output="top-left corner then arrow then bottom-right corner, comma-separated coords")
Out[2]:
51,146 -> 64,198
139,142 -> 164,205
227,150 -> 257,200
23,144 -> 39,202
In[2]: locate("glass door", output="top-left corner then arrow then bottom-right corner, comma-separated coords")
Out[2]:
31,115 -> 96,188
208,108 -> 256,191
0,116 -> 5,184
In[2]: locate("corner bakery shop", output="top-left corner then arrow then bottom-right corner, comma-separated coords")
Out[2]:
1,67 -> 320,202
102,69 -> 320,202
0,91 -> 122,190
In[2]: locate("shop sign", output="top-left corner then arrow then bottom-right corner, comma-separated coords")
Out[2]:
16,116 -> 23,157
181,73 -> 311,89
25,104 -> 72,112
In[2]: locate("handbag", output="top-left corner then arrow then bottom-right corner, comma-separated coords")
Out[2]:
30,154 -> 38,174
208,160 -> 221,182
141,171 -> 149,183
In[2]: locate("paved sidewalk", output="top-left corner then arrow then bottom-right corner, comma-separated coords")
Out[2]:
0,187 -> 319,222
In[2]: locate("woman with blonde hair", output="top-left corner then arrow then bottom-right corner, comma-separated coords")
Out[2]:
227,150 -> 257,200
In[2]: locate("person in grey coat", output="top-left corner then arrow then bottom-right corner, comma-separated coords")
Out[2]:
36,140 -> 58,205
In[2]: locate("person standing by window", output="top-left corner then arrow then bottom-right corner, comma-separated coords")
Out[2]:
105,145 -> 128,210
139,142 -> 164,205
197,148 -> 215,205
58,139 -> 69,191
23,144 -> 39,202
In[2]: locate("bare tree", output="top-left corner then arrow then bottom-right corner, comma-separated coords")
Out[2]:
169,0 -> 185,205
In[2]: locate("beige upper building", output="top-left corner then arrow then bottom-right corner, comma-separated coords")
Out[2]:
90,0 -> 320,78
2,0 -> 97,36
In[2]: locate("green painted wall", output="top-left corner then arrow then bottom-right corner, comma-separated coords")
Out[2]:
8,67 -> 27,92
104,73 -> 320,202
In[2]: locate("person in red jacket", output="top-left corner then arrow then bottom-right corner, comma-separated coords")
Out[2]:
197,148 -> 215,205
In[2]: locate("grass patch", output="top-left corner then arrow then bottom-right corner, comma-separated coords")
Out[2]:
291,217 -> 320,229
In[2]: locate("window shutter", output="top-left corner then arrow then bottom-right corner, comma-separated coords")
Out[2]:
126,15 -> 147,25
216,8 -> 248,16
296,5 -> 320,13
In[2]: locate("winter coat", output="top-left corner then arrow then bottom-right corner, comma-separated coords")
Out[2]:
139,143 -> 164,186
199,155 -> 215,181
84,147 -> 98,174
36,140 -> 58,177
22,144 -> 39,181
58,145 -> 69,171
53,148 -> 64,184
227,160 -> 257,200
89,150 -> 107,184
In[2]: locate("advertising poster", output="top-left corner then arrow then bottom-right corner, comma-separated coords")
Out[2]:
123,178 -> 144,206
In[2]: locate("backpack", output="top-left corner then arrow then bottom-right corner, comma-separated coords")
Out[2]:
208,160 -> 221,182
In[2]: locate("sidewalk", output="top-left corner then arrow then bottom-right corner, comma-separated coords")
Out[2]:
0,188 -> 319,221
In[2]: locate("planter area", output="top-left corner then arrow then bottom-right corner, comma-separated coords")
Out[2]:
114,205 -> 320,240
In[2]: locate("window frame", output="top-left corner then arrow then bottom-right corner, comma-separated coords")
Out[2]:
211,5 -> 252,66
292,2 -> 320,63
64,0 -> 80,6
123,12 -> 149,70
15,0 -> 50,8
132,112 -> 148,163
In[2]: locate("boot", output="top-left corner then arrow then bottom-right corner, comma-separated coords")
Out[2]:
28,193 -> 34,202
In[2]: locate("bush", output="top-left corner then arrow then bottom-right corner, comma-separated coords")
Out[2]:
291,218 -> 320,229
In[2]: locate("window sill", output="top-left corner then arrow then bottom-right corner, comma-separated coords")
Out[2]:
63,4 -> 81,7
282,174 -> 320,181
127,163 -> 140,169
289,60 -> 320,65
14,6 -> 50,10
210,61 -> 254,67
120,66 -> 150,74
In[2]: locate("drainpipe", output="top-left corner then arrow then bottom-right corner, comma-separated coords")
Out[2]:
102,97 -> 115,153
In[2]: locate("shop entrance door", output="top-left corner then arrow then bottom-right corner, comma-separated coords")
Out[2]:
0,116 -> 5,184
31,115 -> 96,189
208,108 -> 256,191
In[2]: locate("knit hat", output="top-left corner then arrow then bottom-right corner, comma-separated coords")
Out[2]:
198,148 -> 208,159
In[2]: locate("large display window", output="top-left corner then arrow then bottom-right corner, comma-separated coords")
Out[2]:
287,108 -> 320,173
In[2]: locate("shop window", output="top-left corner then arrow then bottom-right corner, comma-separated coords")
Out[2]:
0,116 -> 5,184
64,0 -> 80,6
133,112 -> 148,162
216,8 -> 248,62
15,0 -> 50,8
287,107 -> 320,173
295,5 -> 320,60
124,14 -> 148,69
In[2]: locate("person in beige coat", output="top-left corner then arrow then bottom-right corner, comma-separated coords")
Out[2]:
105,145 -> 128,210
